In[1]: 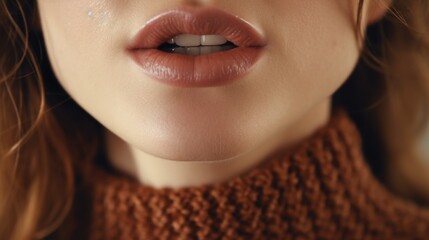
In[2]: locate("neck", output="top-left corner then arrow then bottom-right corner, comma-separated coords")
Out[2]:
105,100 -> 331,188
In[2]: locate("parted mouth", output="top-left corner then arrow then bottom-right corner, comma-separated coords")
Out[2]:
157,34 -> 237,56
126,6 -> 266,87
127,6 -> 266,56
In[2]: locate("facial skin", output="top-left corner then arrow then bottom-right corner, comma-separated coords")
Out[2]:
37,0 -> 389,187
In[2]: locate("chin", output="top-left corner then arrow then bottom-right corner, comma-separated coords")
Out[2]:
130,127 -> 253,162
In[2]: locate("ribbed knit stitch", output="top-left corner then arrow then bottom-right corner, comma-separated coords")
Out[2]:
86,109 -> 429,240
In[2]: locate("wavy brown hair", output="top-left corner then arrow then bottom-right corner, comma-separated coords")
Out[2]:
1,0 -> 429,239
0,1 -> 100,239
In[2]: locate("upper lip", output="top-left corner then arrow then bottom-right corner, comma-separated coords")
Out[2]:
127,6 -> 267,50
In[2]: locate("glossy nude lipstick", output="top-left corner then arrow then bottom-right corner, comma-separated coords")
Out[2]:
127,6 -> 266,88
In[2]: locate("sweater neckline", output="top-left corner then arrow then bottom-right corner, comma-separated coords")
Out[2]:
86,108 -> 429,239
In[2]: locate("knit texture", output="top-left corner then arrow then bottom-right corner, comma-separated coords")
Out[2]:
86,109 -> 429,240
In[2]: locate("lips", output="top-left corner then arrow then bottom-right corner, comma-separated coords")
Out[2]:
127,6 -> 266,88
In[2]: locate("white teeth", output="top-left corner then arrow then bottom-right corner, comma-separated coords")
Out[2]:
186,47 -> 200,56
173,47 -> 186,54
162,34 -> 234,55
201,35 -> 228,46
172,45 -> 235,56
167,38 -> 175,44
171,34 -> 228,47
174,34 -> 201,47
200,46 -> 215,55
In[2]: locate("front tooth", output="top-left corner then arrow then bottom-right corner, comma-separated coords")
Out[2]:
201,35 -> 228,46
173,47 -> 186,54
200,46 -> 213,55
200,46 -> 225,55
186,47 -> 200,56
174,34 -> 201,47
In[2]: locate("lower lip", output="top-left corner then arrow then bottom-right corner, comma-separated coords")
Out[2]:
129,47 -> 264,88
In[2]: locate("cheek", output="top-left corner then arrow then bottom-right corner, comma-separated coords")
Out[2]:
37,1 -> 97,83
37,0 -> 127,102
262,0 -> 360,99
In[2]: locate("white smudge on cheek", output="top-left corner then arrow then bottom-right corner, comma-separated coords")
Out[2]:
86,0 -> 113,28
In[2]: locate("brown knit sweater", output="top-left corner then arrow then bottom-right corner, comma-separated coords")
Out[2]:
85,109 -> 429,240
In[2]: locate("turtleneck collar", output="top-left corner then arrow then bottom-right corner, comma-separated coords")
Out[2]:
84,108 -> 429,239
